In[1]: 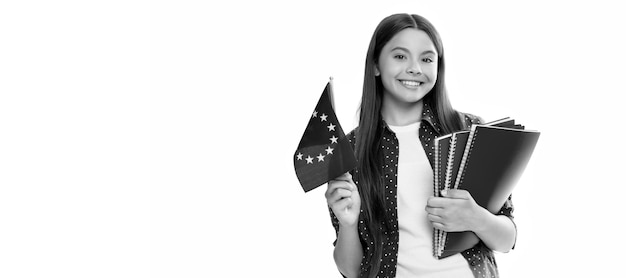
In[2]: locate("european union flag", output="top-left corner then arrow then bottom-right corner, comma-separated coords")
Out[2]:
293,80 -> 357,192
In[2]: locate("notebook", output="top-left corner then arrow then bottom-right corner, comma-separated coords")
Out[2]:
434,118 -> 540,258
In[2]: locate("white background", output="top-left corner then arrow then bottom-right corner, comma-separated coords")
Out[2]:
1,0 -> 625,277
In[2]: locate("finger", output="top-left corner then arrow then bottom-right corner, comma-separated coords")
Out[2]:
333,172 -> 353,182
425,206 -> 444,217
331,172 -> 356,190
443,189 -> 470,199
327,188 -> 353,204
431,221 -> 446,231
427,213 -> 443,222
426,196 -> 447,208
327,180 -> 353,194
331,197 -> 353,212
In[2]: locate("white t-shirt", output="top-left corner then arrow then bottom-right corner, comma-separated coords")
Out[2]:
388,122 -> 473,278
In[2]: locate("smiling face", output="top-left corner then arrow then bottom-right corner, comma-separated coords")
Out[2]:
376,28 -> 438,109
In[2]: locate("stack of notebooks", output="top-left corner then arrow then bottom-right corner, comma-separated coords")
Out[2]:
433,117 -> 540,259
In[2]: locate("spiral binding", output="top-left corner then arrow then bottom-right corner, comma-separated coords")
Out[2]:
433,140 -> 440,257
455,125 -> 479,190
444,134 -> 457,191
439,230 -> 449,258
436,134 -> 458,258
434,140 -> 440,197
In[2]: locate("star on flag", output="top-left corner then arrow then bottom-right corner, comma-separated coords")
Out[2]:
317,154 -> 325,162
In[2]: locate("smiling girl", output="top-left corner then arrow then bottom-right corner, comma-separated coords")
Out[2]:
324,14 -> 516,278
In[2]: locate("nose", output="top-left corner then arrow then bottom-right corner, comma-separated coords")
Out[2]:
406,60 -> 422,75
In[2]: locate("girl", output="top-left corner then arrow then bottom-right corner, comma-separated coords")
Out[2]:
325,13 -> 516,278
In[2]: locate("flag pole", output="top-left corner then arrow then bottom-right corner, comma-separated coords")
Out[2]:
328,76 -> 334,109
329,76 -> 350,213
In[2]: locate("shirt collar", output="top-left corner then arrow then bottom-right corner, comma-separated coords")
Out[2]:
421,102 -> 441,134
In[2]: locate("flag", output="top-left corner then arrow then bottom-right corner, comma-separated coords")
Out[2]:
294,80 -> 357,192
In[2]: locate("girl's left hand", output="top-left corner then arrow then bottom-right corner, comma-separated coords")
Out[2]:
425,189 -> 488,233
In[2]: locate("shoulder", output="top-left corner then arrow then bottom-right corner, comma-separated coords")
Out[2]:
459,111 -> 484,129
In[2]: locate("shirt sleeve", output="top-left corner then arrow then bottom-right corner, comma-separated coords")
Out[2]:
462,112 -> 484,128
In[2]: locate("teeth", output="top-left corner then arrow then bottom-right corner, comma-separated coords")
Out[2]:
401,80 -> 421,87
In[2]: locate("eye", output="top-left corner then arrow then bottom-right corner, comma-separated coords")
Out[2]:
394,54 -> 406,60
422,57 -> 434,63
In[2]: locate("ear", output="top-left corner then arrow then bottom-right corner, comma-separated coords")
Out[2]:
374,66 -> 380,76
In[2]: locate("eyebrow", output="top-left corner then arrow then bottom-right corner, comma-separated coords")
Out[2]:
390,46 -> 437,55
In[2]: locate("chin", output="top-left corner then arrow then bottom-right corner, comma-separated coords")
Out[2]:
406,92 -> 428,103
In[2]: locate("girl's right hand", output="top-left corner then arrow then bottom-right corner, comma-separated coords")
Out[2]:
325,172 -> 361,227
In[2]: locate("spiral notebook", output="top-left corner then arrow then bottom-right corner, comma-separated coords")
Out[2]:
433,117 -> 540,259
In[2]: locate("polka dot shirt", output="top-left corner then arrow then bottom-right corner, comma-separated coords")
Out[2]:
329,105 -> 515,278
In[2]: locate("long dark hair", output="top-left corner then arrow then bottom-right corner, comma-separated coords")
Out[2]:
356,13 -> 464,276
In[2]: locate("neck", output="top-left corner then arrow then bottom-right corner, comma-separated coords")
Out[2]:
381,97 -> 424,126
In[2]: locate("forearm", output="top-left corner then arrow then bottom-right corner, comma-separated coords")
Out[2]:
333,223 -> 363,278
473,208 -> 516,253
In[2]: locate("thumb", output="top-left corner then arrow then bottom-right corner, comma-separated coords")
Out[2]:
441,189 -> 470,199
